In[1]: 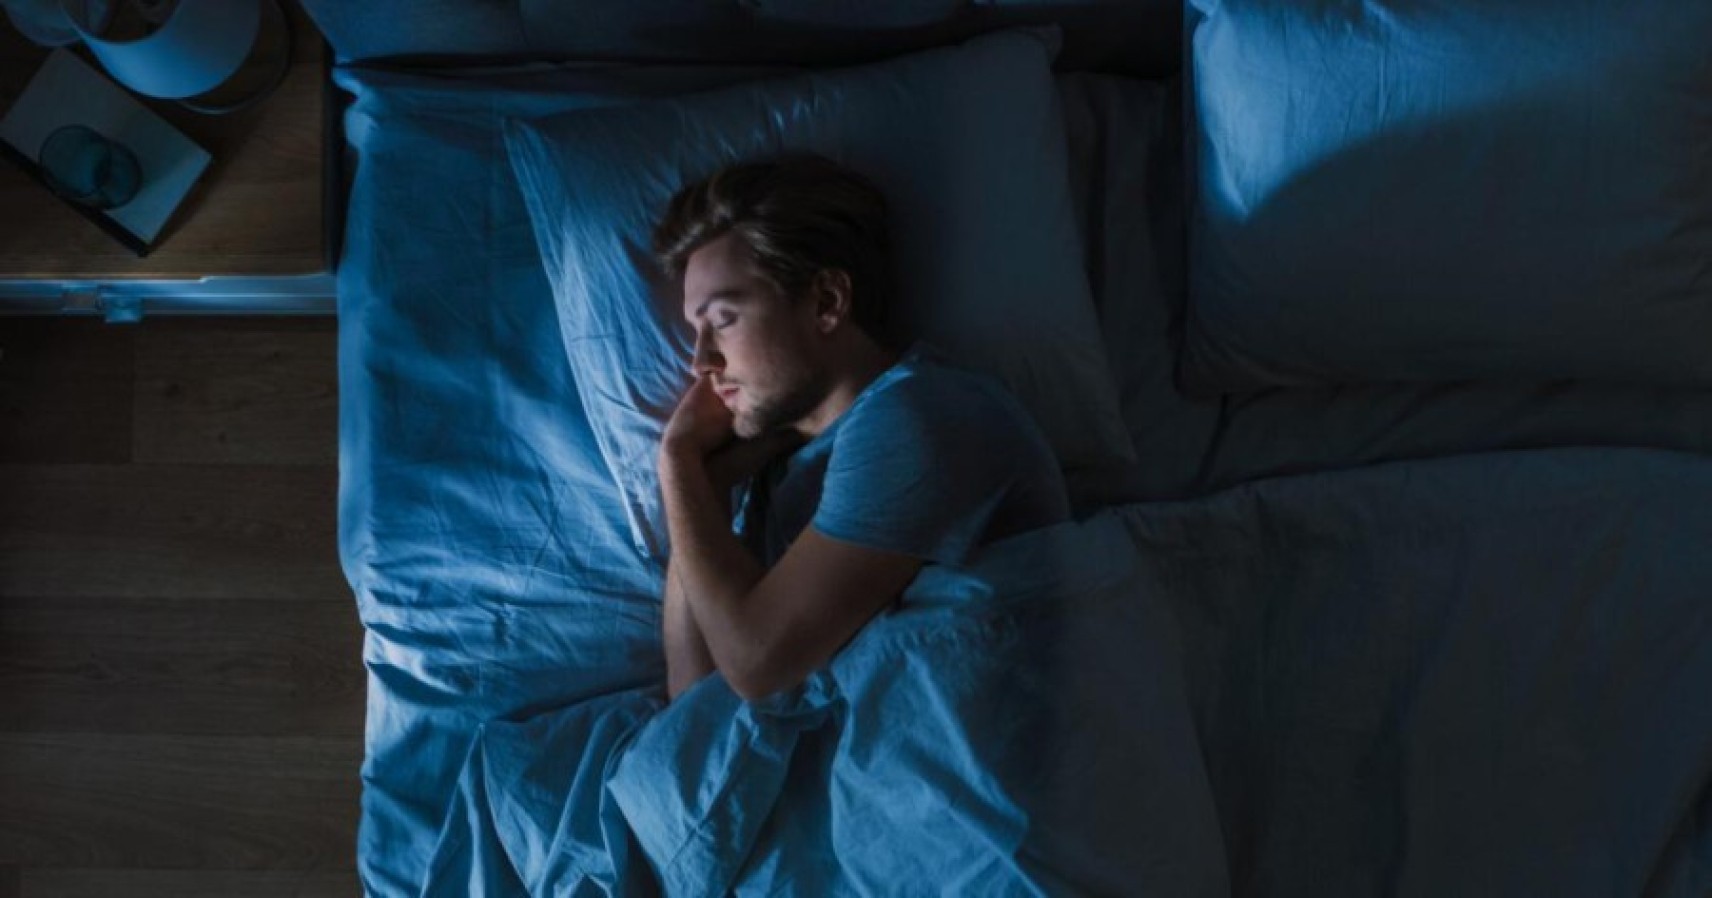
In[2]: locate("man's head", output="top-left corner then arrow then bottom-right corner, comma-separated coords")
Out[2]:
652,154 -> 893,439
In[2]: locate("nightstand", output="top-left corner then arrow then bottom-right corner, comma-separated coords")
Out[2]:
0,0 -> 338,317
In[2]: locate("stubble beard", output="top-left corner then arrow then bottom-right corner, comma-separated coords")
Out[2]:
733,369 -> 828,440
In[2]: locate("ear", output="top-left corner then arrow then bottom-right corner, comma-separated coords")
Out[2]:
811,269 -> 854,335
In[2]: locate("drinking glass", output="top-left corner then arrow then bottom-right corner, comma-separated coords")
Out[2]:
38,124 -> 142,210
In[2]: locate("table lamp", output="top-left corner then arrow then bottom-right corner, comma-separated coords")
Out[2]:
0,0 -> 85,44
9,0 -> 294,114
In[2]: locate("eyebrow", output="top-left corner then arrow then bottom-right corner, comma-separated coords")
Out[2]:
691,288 -> 747,322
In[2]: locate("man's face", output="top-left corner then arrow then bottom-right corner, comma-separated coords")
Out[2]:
682,234 -> 829,439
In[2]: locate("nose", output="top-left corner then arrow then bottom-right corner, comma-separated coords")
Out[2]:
691,324 -> 723,378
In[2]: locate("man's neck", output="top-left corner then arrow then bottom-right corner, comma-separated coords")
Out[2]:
792,341 -> 901,440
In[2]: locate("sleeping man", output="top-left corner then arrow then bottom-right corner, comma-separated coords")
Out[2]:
652,153 -> 1072,702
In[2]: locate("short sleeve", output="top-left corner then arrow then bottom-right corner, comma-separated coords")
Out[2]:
810,375 -> 1017,566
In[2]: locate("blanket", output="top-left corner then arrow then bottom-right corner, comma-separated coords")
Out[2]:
416,446 -> 1712,896
1120,447 -> 1712,898
420,514 -> 1227,896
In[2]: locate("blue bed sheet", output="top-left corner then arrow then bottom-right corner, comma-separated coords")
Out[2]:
335,62 -> 774,896
1121,447 -> 1712,897
416,514 -> 1225,896
338,62 -> 1712,897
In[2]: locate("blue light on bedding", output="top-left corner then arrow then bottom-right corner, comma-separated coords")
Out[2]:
338,60 -> 1712,898
1181,0 -> 1712,391
418,513 -> 1228,896
360,413 -> 1712,896
335,62 -> 775,897
1052,72 -> 1712,513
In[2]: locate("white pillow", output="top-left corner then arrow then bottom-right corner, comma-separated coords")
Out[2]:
1182,0 -> 1712,392
506,27 -> 1133,560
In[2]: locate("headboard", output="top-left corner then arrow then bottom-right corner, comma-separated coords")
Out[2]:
298,0 -> 1183,78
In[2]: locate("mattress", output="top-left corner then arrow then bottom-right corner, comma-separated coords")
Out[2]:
337,61 -> 1712,896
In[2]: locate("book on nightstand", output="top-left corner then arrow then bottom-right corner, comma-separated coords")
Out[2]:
0,48 -> 211,256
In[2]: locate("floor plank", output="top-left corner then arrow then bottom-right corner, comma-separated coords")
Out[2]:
1,316 -> 361,884
0,734 -> 360,870
21,868 -> 359,898
0,596 -> 363,737
133,319 -> 337,466
0,319 -> 133,465
0,463 -> 346,600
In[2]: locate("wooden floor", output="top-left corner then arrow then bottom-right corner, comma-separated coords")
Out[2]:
0,317 -> 361,897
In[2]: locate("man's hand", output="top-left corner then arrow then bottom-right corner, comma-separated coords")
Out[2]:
660,374 -> 733,463
660,375 -> 804,497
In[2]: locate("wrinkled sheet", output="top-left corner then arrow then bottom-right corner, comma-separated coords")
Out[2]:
414,446 -> 1712,897
334,62 -> 775,897
420,515 -> 1226,896
1120,447 -> 1712,898
338,62 -> 1712,896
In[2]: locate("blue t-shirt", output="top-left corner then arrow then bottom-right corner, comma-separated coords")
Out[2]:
735,343 -> 1070,567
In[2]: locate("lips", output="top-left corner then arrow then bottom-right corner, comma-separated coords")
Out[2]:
717,385 -> 739,404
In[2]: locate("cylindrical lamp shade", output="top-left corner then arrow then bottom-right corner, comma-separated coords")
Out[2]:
63,0 -> 260,99
1,0 -> 84,46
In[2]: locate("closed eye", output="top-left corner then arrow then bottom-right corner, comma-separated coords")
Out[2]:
714,313 -> 737,331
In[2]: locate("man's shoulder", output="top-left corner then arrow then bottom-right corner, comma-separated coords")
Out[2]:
864,351 -> 1020,417
844,350 -> 1034,446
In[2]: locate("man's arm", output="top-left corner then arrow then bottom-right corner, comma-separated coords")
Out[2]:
661,423 -> 801,702
662,557 -> 716,701
661,448 -> 922,701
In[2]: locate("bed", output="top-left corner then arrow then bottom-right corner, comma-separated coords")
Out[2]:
315,2 -> 1712,895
